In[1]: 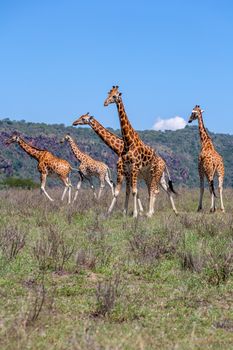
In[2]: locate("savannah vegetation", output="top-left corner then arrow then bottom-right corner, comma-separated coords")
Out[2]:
0,187 -> 233,349
1,118 -> 233,187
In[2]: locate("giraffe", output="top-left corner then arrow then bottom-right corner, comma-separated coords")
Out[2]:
6,134 -> 75,203
73,113 -> 177,216
60,134 -> 114,201
103,86 -> 178,218
188,105 -> 225,213
72,113 -> 144,213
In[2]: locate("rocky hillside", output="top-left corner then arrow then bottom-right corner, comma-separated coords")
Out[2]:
1,118 -> 233,187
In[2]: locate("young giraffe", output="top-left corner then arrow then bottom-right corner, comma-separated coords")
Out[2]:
6,134 -> 74,203
188,105 -> 225,212
73,113 -> 177,216
60,134 -> 114,201
104,86 -> 178,218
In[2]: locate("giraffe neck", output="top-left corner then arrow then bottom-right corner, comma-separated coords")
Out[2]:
116,98 -> 140,147
67,137 -> 87,162
18,138 -> 43,160
197,113 -> 213,147
90,118 -> 123,156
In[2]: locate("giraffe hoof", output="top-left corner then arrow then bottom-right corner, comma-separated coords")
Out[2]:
210,208 -> 216,213
197,208 -> 202,212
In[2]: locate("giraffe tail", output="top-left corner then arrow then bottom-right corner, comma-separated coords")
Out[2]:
210,180 -> 217,198
210,164 -> 218,198
71,167 -> 85,178
165,165 -> 178,195
107,166 -> 115,189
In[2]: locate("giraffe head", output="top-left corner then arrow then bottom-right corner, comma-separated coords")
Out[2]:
104,86 -> 122,106
5,133 -> 20,145
73,112 -> 93,126
60,134 -> 72,143
188,105 -> 204,123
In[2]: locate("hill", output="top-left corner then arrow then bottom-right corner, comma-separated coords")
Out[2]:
1,118 -> 233,187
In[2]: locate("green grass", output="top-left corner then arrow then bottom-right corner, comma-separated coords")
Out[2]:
0,188 -> 233,349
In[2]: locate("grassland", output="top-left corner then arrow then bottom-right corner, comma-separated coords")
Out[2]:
0,187 -> 233,350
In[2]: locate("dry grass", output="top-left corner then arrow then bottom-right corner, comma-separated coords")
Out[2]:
0,187 -> 233,349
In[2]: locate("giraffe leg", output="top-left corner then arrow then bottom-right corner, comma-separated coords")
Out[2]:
73,179 -> 82,202
160,173 -> 178,215
197,160 -> 205,211
68,177 -> 72,204
137,194 -> 144,214
123,173 -> 143,215
61,186 -> 68,201
105,172 -> 115,196
210,192 -> 216,212
147,185 -> 160,218
108,159 -> 124,214
215,164 -> 225,212
84,176 -> 97,199
146,168 -> 161,218
61,176 -> 71,204
98,180 -> 105,199
209,179 -> 216,213
40,173 -> 54,202
131,166 -> 139,218
123,176 -> 131,215
198,178 -> 205,212
218,176 -> 225,212
147,192 -> 156,218
68,186 -> 71,204
89,183 -> 97,198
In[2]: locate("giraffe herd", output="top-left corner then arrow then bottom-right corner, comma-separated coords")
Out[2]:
5,86 -> 225,217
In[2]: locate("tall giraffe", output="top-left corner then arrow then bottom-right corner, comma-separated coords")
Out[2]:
73,113 -> 177,216
6,134 -> 74,203
60,134 -> 114,201
104,86 -> 178,218
188,105 -> 225,212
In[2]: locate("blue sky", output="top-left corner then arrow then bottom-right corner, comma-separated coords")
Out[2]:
0,0 -> 233,133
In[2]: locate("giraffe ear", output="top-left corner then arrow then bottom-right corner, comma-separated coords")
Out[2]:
119,92 -> 122,96
201,109 -> 205,113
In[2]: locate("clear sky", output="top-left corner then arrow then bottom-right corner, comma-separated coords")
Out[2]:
0,0 -> 233,133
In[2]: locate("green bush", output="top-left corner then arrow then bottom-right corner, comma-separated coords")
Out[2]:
1,177 -> 39,189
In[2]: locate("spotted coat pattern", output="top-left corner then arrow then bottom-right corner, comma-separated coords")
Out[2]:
188,105 -> 225,212
6,135 -> 72,202
103,86 -> 178,218
73,113 -> 177,216
61,135 -> 114,200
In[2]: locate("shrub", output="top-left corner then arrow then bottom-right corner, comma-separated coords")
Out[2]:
32,224 -> 75,272
92,274 -> 122,318
0,224 -> 26,260
75,248 -> 96,272
1,177 -> 39,189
